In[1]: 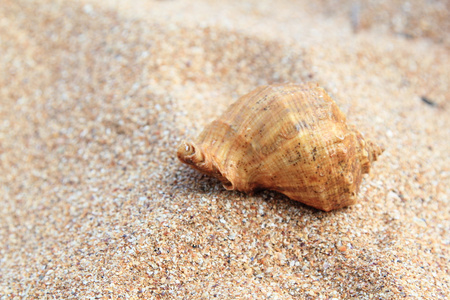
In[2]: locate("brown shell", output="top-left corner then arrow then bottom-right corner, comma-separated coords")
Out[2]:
177,83 -> 383,211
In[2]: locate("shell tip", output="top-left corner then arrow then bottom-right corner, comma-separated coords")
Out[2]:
177,141 -> 204,165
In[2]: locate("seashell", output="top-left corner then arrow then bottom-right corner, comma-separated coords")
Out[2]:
177,83 -> 383,211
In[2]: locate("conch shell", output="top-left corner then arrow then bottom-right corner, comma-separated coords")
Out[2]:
177,83 -> 383,211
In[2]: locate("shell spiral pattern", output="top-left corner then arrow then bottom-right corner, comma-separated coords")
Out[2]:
177,83 -> 383,211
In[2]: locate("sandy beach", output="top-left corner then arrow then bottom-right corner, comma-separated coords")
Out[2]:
1,0 -> 449,298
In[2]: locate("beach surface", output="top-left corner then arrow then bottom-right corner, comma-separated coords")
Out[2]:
1,0 -> 449,298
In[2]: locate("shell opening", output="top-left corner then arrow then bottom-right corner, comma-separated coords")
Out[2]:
361,139 -> 384,174
365,139 -> 384,165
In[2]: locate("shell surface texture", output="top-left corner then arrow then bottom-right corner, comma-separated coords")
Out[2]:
177,83 -> 384,211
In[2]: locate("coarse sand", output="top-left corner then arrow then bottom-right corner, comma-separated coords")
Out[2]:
0,0 -> 449,299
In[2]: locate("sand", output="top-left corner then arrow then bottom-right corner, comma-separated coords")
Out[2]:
0,0 -> 449,299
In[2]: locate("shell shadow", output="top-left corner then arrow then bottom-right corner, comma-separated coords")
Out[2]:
172,161 -> 342,218
172,163 -> 228,195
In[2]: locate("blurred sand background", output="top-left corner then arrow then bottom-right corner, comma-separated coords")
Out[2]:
0,0 -> 449,298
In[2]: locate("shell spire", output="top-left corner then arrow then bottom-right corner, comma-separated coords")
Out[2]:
177,83 -> 384,211
177,141 -> 233,189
